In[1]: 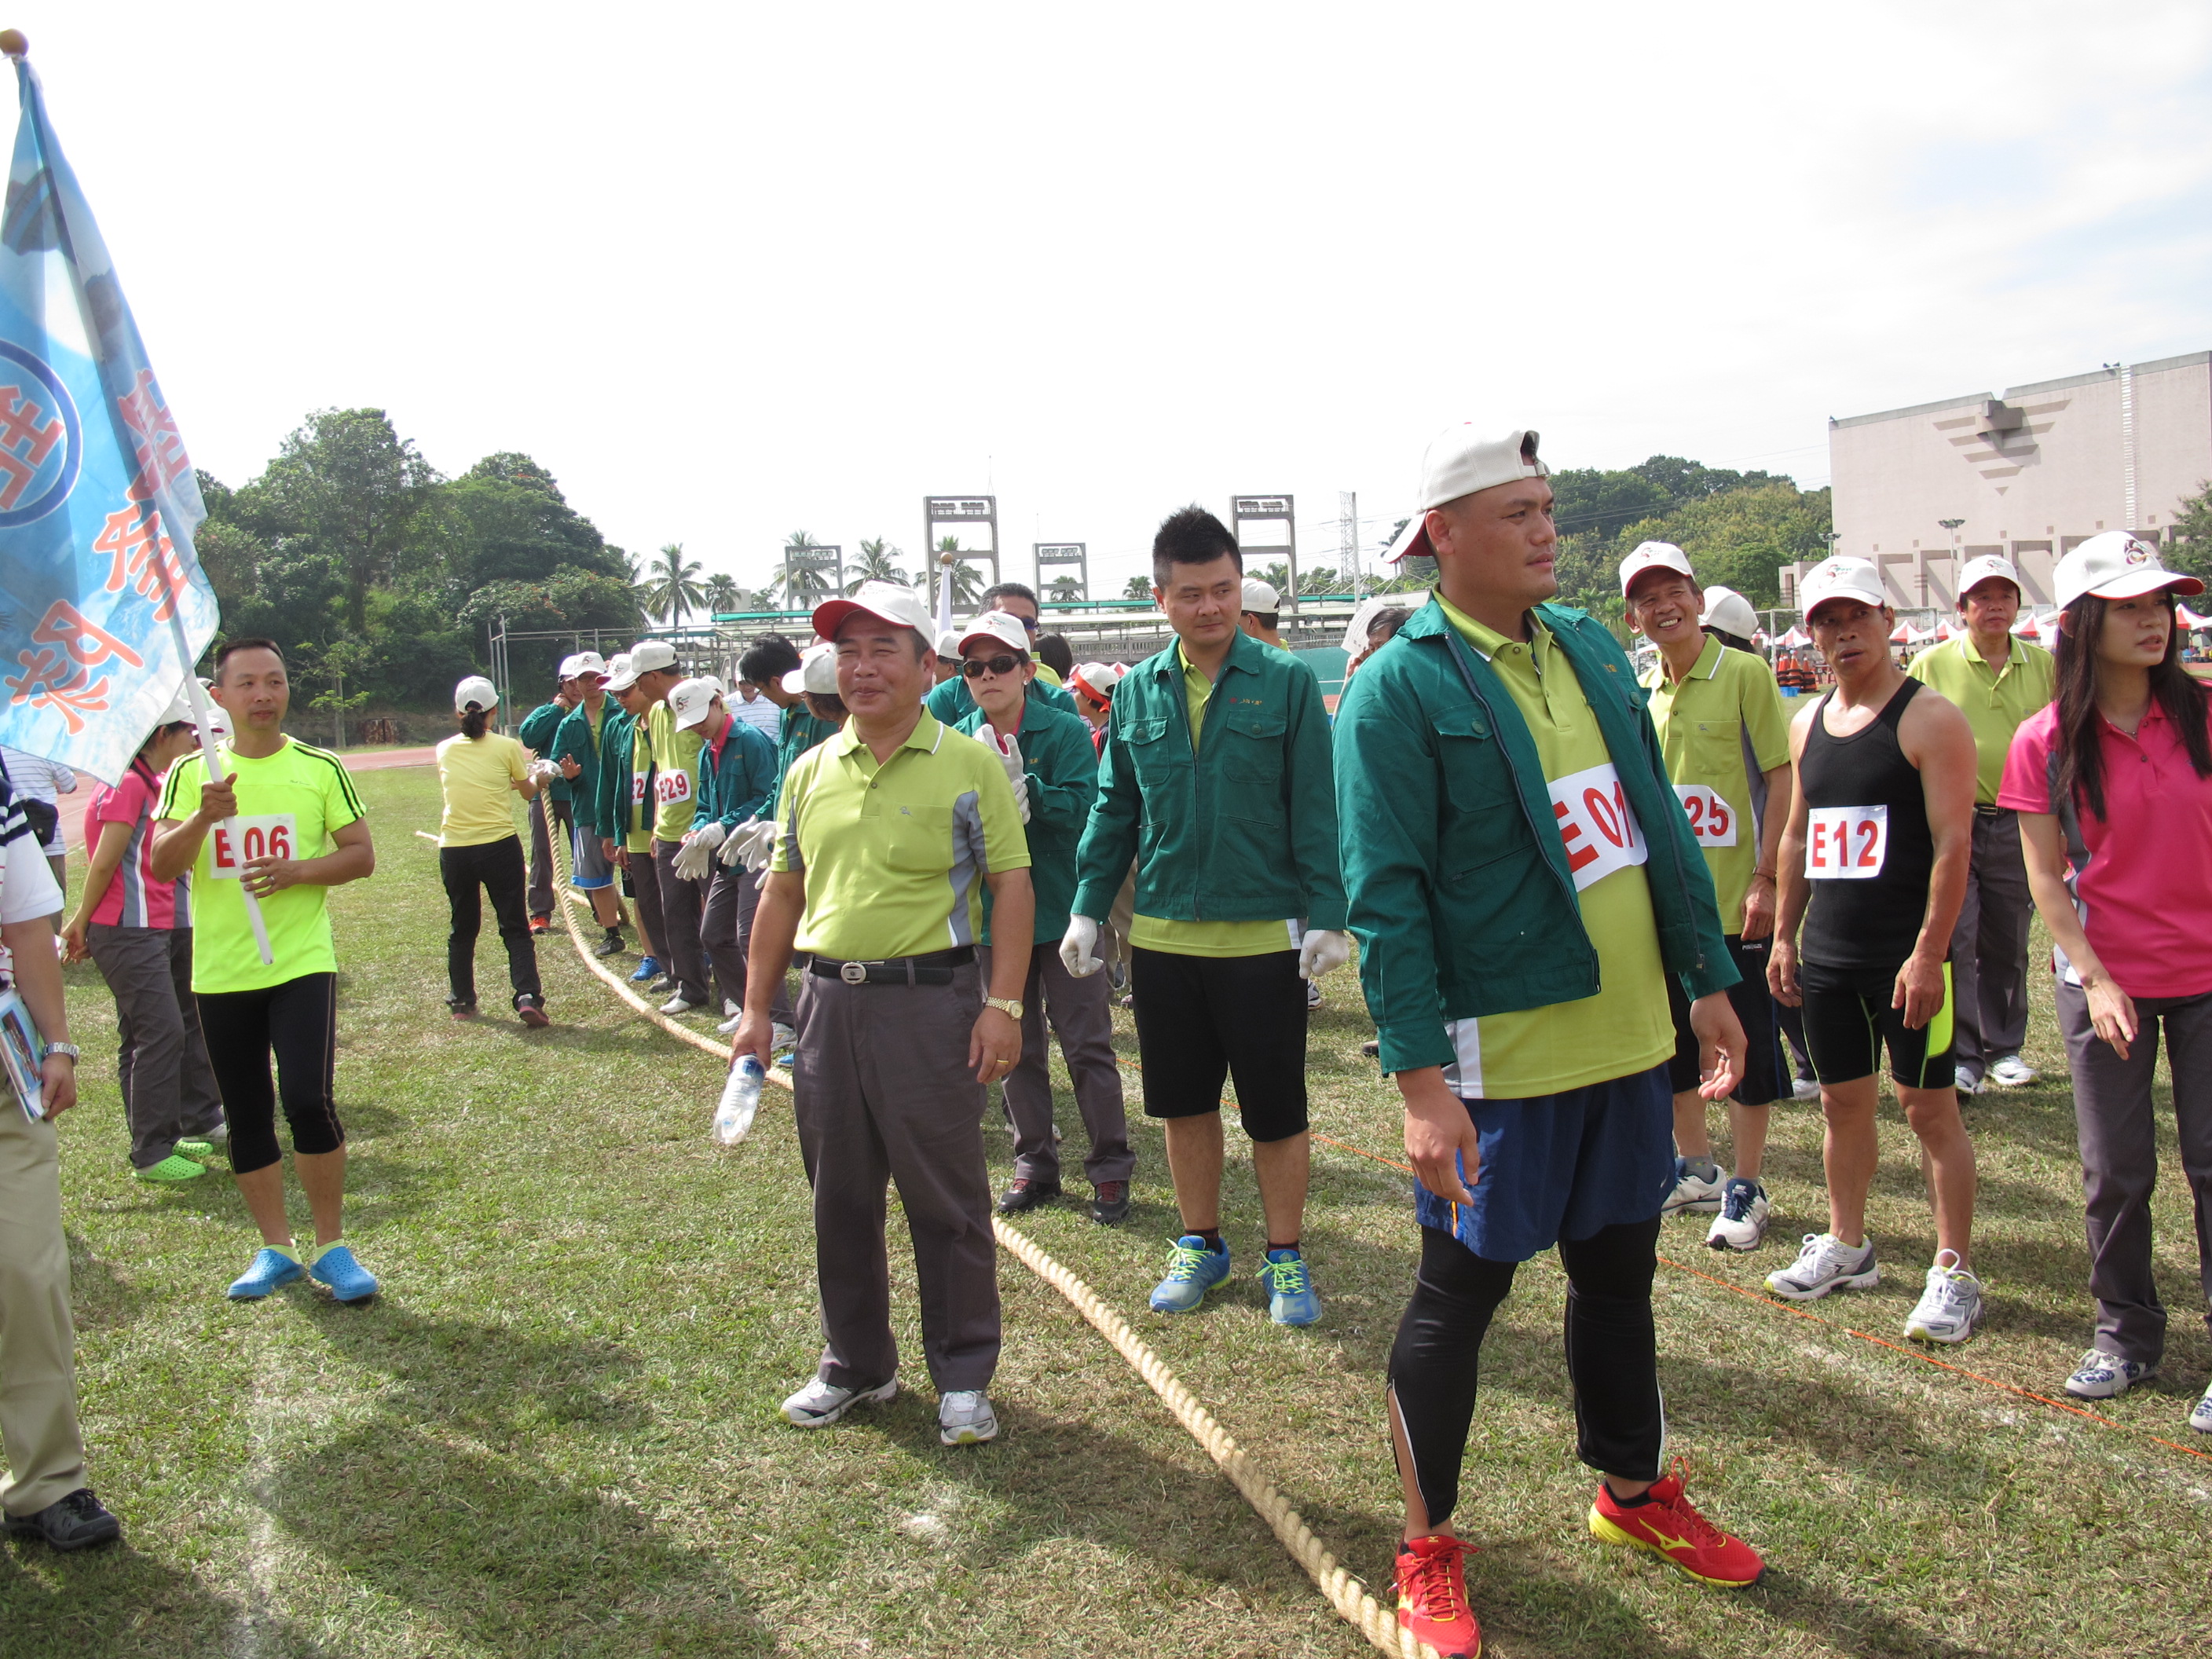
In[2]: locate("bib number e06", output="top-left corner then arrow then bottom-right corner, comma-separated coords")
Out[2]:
1673,783 -> 1737,846
1806,804 -> 1888,878
210,814 -> 298,880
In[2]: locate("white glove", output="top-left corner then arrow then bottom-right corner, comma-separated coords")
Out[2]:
717,821 -> 753,866
975,723 -> 1030,823
733,818 -> 778,871
1060,916 -> 1102,978
672,835 -> 714,881
527,758 -> 560,786
692,822 -> 727,855
1298,928 -> 1351,981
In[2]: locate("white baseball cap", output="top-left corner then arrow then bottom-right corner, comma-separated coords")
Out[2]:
1700,585 -> 1762,641
1242,577 -> 1281,613
2053,531 -> 2205,611
936,628 -> 965,657
194,678 -> 231,739
667,676 -> 723,731
1385,427 -> 1548,562
1799,556 -> 1888,620
1617,541 -> 1697,599
782,642 -> 839,697
566,650 -> 608,680
1070,661 -> 1126,703
811,580 -> 933,642
602,652 -> 638,692
454,675 -> 500,712
1954,553 -> 2023,602
958,610 -> 1031,656
628,639 -> 679,675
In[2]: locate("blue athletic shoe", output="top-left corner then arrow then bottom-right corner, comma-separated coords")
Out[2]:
1258,1247 -> 1322,1326
628,955 -> 661,986
308,1246 -> 379,1303
1149,1235 -> 1232,1313
227,1248 -> 305,1301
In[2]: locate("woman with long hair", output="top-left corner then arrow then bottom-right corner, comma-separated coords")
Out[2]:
1996,533 -> 2212,1432
436,676 -> 550,1027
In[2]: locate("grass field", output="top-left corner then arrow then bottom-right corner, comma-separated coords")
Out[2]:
5,763 -> 2210,1658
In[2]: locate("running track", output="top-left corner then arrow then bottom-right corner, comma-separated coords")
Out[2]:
55,745 -> 435,858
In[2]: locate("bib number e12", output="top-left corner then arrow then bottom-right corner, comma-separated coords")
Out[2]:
210,814 -> 298,880
1673,783 -> 1737,846
1806,804 -> 1888,879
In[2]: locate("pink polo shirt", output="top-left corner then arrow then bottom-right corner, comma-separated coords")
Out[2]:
1998,697 -> 2212,999
85,756 -> 189,929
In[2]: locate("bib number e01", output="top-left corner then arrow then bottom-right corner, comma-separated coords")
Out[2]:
210,814 -> 298,880
1806,804 -> 1888,879
1550,762 -> 1646,893
1673,783 -> 1737,846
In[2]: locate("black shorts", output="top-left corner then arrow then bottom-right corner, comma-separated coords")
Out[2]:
1798,959 -> 1956,1091
1664,934 -> 1786,1106
1130,947 -> 1309,1141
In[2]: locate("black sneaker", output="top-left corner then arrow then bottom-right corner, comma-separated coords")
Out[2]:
5,1488 -> 121,1551
515,994 -> 550,1030
997,1177 -> 1061,1214
1361,1038 -> 1380,1058
1090,1181 -> 1131,1225
593,928 -> 626,958
650,974 -> 676,995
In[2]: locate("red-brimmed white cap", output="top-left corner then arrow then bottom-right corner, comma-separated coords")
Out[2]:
958,610 -> 1031,656
811,580 -> 933,642
1956,554 -> 2023,600
1070,661 -> 1126,703
1617,541 -> 1696,599
2054,532 -> 2205,611
1385,427 -> 1548,562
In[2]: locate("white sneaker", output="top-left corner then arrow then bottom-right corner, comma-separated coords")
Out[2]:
1306,980 -> 1322,1010
1705,1177 -> 1771,1252
717,1012 -> 743,1034
781,1375 -> 896,1428
772,1022 -> 796,1051
1986,1054 -> 2038,1089
660,992 -> 705,1016
1764,1233 -> 1879,1301
2064,1349 -> 2157,1400
1791,1077 -> 1822,1101
2192,1382 -> 2212,1434
938,1390 -> 998,1445
1663,1159 -> 1726,1216
1904,1251 -> 1983,1343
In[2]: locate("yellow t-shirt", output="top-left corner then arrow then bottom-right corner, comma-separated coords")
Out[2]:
1434,594 -> 1672,1098
624,717 -> 654,852
648,702 -> 705,843
1130,639 -> 1298,959
436,733 -> 526,848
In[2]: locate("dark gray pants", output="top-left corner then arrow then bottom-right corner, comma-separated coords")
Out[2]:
980,941 -> 1133,1187
526,797 -> 571,921
86,925 -> 224,1170
792,960 -> 1000,1393
1949,808 -> 2033,1085
650,837 -> 709,1004
705,865 -> 792,1024
2057,978 -> 2212,1362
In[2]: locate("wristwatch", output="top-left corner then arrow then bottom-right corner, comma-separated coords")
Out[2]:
42,1042 -> 79,1063
983,996 -> 1024,1022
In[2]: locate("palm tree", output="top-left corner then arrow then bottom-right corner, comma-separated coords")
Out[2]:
936,536 -> 985,610
780,530 -> 837,608
646,543 -> 705,624
845,537 -> 906,593
1048,575 -> 1082,603
1122,573 -> 1154,601
703,572 -> 741,615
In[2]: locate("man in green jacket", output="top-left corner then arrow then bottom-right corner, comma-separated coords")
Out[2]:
548,654 -> 631,955
595,655 -> 668,988
517,661 -> 579,931
1064,507 -> 1350,1328
1335,427 -> 1760,1659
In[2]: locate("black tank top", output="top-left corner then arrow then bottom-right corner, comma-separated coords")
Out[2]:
1800,678 -> 1935,969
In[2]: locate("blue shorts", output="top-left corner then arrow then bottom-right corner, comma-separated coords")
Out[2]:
1413,1064 -> 1675,1262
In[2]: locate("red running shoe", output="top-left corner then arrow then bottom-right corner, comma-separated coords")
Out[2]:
1395,1533 -> 1481,1657
1589,1468 -> 1763,1587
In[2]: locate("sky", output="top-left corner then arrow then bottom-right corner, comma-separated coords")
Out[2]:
17,2 -> 2212,599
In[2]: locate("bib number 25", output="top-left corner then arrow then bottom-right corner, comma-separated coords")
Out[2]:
1673,783 -> 1737,847
211,814 -> 299,880
1805,804 -> 1887,879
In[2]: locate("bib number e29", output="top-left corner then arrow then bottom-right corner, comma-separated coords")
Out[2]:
1673,783 -> 1737,847
654,770 -> 693,807
1806,804 -> 1888,878
210,814 -> 298,880
1549,762 -> 1646,893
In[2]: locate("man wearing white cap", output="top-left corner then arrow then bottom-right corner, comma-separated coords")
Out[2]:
630,641 -> 712,1016
1336,428 -> 1760,1658
1240,578 -> 1286,650
519,657 -> 584,933
665,678 -> 778,1020
1767,557 -> 1983,1342
595,654 -> 671,987
731,580 -> 1035,1448
1619,544 -> 1795,1251
549,654 -> 632,955
1906,552 -> 2055,1094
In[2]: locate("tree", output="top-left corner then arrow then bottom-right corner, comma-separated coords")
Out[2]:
423,452 -> 627,592
936,537 -> 984,609
1123,573 -> 1154,600
846,537 -> 906,591
1048,575 -> 1082,602
780,530 -> 836,606
645,544 -> 705,624
1252,561 -> 1291,594
703,573 -> 742,615
2172,479 -> 2212,583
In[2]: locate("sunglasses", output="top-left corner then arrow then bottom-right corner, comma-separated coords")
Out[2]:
961,654 -> 1024,679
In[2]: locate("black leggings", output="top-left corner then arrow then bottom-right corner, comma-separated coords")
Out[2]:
1388,1217 -> 1664,1525
440,836 -> 542,1009
196,972 -> 343,1177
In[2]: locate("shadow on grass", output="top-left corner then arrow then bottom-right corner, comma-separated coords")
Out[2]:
0,1538 -> 334,1659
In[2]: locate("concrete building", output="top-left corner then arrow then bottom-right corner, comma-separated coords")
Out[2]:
1785,352 -> 2211,612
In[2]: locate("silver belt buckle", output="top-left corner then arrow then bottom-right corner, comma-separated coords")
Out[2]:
839,960 -> 869,985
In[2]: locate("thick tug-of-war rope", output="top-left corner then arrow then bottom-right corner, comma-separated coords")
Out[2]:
532,820 -> 1437,1657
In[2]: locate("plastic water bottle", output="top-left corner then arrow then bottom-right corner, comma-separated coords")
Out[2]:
714,1056 -> 765,1145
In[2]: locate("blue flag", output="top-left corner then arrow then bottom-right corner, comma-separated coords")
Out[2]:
0,55 -> 218,784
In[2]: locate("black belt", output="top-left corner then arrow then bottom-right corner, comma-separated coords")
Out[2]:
1974,804 -> 2007,818
805,946 -> 975,987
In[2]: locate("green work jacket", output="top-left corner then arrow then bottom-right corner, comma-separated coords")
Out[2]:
764,702 -> 842,820
692,719 -> 779,834
1073,627 -> 1346,931
957,697 -> 1098,946
593,704 -> 650,843
550,698 -> 611,821
1333,596 -> 1738,1075
926,672 -> 1079,727
518,701 -> 571,804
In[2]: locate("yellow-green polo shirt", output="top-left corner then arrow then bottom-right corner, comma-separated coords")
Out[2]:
1129,639 -> 1299,959
1907,634 -> 2056,804
1434,593 -> 1672,1098
648,702 -> 706,843
1641,635 -> 1793,935
624,716 -> 654,853
771,710 -> 1031,961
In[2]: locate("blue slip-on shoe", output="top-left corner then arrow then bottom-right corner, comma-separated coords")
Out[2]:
228,1249 -> 305,1301
628,955 -> 662,986
308,1245 -> 379,1303
1258,1247 -> 1322,1327
1149,1235 -> 1232,1313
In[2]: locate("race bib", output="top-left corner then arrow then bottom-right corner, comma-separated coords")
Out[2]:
1806,804 -> 1888,879
210,815 -> 298,881
632,771 -> 648,804
1673,783 -> 1738,847
654,769 -> 693,807
1550,762 -> 1646,893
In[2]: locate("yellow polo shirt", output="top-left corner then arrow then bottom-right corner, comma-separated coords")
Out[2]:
1907,633 -> 2056,804
1435,594 -> 1672,1099
771,711 -> 1031,961
648,702 -> 706,842
1641,635 -> 1793,934
435,732 -> 527,848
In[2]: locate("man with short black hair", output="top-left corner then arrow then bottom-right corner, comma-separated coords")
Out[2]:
630,641 -> 712,1015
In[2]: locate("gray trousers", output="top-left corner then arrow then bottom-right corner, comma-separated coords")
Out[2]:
650,837 -> 709,1005
1948,808 -> 2033,1083
980,941 -> 1133,1186
705,866 -> 792,1024
2057,978 -> 2212,1361
0,1103 -> 82,1518
86,924 -> 224,1170
793,960 -> 1000,1393
526,797 -> 571,920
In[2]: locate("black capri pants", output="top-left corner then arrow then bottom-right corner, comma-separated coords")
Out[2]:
441,834 -> 543,1010
196,971 -> 343,1176
1129,946 -> 1309,1141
